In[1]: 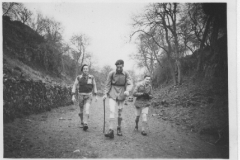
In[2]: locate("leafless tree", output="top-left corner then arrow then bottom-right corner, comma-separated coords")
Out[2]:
70,34 -> 89,76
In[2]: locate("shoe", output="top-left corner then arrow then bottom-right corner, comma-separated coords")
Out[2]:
79,122 -> 84,128
134,126 -> 138,131
83,123 -> 88,131
141,131 -> 147,136
117,127 -> 123,136
105,129 -> 114,139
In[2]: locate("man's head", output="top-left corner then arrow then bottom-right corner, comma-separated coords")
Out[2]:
144,75 -> 151,85
81,64 -> 89,75
115,59 -> 124,73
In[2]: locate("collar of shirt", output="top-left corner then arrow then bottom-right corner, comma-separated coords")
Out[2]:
140,81 -> 150,88
82,74 -> 89,79
115,70 -> 125,75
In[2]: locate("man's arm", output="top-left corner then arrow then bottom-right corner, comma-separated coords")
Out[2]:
104,71 -> 113,95
72,76 -> 79,94
125,71 -> 133,92
132,83 -> 143,97
148,85 -> 153,99
92,76 -> 97,95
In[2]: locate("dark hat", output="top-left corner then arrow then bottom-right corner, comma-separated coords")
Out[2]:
81,64 -> 88,71
115,59 -> 124,65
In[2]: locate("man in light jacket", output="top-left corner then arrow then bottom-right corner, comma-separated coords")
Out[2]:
103,59 -> 133,139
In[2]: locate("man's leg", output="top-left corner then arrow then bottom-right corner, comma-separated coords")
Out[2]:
134,106 -> 141,130
117,101 -> 124,136
141,107 -> 149,136
105,98 -> 116,138
83,96 -> 92,131
78,95 -> 84,128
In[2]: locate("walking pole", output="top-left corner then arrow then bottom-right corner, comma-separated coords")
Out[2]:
103,99 -> 106,133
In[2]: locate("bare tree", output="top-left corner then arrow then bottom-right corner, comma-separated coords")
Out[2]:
131,3 -> 184,85
131,33 -> 159,78
28,12 -> 46,34
70,34 -> 89,76
2,2 -> 32,24
16,6 -> 33,24
2,2 -> 20,17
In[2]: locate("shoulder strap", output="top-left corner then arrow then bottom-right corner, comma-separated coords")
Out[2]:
124,71 -> 127,85
111,71 -> 115,81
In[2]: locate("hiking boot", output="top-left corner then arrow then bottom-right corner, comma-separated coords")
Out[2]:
141,131 -> 147,136
105,129 -> 114,139
83,123 -> 88,131
79,122 -> 84,128
117,126 -> 123,136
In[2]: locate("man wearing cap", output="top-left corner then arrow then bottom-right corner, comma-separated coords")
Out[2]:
72,64 -> 98,131
103,59 -> 133,139
133,75 -> 153,136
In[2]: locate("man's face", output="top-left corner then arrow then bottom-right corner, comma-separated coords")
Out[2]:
82,66 -> 89,75
116,64 -> 123,72
144,77 -> 151,85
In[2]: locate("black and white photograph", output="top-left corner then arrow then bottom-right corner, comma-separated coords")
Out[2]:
1,0 -> 238,159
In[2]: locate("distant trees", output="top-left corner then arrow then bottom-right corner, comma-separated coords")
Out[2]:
2,2 -> 88,81
2,2 -> 33,24
70,34 -> 90,76
131,3 -> 183,85
131,3 -> 227,87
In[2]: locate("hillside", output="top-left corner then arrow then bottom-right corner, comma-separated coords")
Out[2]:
151,75 -> 228,146
3,16 -> 73,122
3,16 -> 73,85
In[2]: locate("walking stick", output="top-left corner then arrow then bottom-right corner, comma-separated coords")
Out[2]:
103,99 -> 106,133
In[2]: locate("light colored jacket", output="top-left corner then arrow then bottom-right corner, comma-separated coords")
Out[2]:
104,70 -> 133,101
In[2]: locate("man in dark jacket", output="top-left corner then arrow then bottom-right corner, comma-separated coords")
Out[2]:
133,75 -> 153,136
72,64 -> 98,131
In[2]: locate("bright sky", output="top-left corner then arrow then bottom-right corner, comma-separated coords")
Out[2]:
23,2 -> 147,72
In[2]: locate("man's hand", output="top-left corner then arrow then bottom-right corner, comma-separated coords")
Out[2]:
72,95 -> 76,103
143,93 -> 150,99
102,94 -> 107,100
124,91 -> 129,97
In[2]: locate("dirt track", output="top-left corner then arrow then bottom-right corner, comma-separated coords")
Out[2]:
4,97 -> 226,158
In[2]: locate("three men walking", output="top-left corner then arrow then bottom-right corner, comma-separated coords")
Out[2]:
72,60 -> 153,138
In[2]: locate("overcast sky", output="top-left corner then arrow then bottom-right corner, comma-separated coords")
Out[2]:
23,2 -> 147,72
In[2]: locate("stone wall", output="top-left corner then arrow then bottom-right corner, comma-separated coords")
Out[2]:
3,74 -> 73,123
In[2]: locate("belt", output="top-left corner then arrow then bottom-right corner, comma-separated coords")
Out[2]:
78,92 -> 92,96
111,84 -> 125,86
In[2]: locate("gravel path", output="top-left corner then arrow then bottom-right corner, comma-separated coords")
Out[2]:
4,97 -> 225,158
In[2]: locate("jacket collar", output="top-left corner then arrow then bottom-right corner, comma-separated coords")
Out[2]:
115,70 -> 125,75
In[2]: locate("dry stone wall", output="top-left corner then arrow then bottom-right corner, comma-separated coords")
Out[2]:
3,74 -> 73,123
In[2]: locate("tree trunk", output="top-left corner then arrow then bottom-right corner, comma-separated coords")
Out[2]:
197,15 -> 212,72
61,56 -> 65,74
210,16 -> 220,59
168,58 -> 177,85
176,59 -> 182,85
